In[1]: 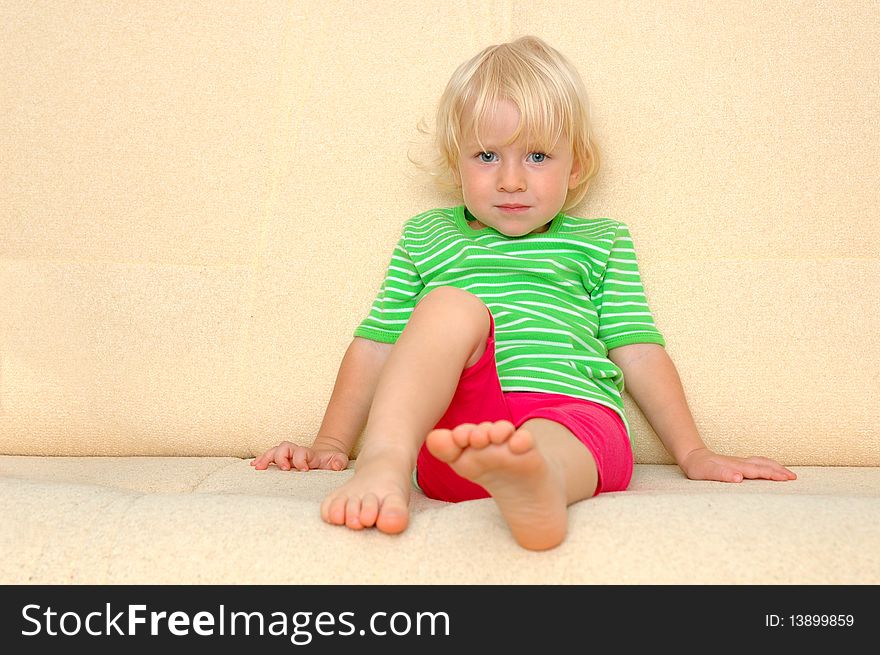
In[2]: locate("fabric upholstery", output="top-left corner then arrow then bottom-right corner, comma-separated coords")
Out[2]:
1,0 -> 877,583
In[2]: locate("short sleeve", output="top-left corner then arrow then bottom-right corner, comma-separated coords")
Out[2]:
353,231 -> 424,344
590,222 -> 666,351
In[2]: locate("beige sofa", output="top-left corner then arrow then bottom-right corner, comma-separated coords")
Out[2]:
2,1 -> 878,584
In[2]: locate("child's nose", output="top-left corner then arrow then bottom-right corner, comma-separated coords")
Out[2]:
497,162 -> 526,192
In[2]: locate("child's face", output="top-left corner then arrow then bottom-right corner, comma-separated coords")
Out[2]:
455,99 -> 580,236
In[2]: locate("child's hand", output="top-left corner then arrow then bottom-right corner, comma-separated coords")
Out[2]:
250,440 -> 349,472
680,447 -> 797,483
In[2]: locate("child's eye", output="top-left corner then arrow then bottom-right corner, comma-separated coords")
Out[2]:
476,152 -> 548,163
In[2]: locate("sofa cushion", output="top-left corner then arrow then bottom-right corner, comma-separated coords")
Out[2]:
2,456 -> 877,584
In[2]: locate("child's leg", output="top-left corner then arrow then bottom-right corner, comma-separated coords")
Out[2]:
425,418 -> 598,551
321,286 -> 492,534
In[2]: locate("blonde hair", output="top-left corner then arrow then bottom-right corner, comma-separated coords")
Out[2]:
412,36 -> 600,212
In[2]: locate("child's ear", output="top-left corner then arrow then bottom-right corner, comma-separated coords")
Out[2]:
568,157 -> 582,189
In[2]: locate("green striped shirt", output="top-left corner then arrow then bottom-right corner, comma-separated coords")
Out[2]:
354,205 -> 665,440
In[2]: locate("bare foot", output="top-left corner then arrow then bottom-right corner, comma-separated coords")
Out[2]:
425,420 -> 568,550
320,461 -> 411,534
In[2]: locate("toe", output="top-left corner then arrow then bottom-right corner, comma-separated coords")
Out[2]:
508,427 -> 534,454
323,494 -> 348,526
359,493 -> 379,527
345,497 -> 364,529
426,429 -> 462,463
489,420 -> 516,443
451,423 -> 477,448
471,422 -> 493,448
376,494 -> 409,534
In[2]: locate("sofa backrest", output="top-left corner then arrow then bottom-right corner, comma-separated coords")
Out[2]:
2,1 -> 877,465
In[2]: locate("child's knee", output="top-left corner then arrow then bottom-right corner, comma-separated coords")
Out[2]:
416,286 -> 489,326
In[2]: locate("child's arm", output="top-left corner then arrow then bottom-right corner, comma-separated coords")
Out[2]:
314,337 -> 394,454
608,343 -> 796,482
252,337 -> 392,471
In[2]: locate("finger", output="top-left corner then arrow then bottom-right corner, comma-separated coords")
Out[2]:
726,470 -> 744,483
714,465 -> 743,483
291,447 -> 311,471
772,464 -> 797,480
767,466 -> 797,481
308,450 -> 339,470
315,452 -> 348,471
745,457 -> 798,480
739,460 -> 789,481
273,443 -> 294,471
757,464 -> 795,481
251,450 -> 274,470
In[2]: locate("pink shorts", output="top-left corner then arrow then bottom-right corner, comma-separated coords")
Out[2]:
415,310 -> 634,502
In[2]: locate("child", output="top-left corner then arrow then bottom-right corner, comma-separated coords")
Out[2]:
251,35 -> 796,551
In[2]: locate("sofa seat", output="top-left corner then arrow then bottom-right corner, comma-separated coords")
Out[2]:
3,456 -> 877,585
